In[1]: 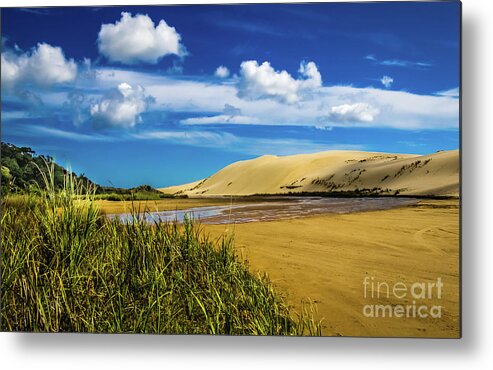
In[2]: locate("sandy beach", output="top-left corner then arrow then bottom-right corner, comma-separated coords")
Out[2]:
98,197 -> 460,337
203,199 -> 460,337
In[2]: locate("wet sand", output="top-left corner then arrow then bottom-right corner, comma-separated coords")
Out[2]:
204,199 -> 460,338
96,197 -> 251,215
106,197 -> 418,224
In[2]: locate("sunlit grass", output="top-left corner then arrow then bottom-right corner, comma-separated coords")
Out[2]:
1,162 -> 321,335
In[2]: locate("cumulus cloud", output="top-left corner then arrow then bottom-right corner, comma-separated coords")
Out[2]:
237,60 -> 322,104
215,65 -> 230,78
90,82 -> 155,128
1,43 -> 77,89
380,75 -> 394,88
97,12 -> 186,65
328,103 -> 380,123
298,61 -> 322,89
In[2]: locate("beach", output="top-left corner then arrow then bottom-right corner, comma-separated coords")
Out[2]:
98,197 -> 460,337
202,199 -> 460,337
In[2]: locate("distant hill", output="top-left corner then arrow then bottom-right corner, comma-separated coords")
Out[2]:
1,142 -> 164,197
1,142 -> 95,193
160,149 -> 459,197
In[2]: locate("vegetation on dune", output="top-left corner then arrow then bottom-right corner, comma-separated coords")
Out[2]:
1,163 -> 321,335
1,142 -> 179,200
1,142 -> 94,194
94,185 -> 185,201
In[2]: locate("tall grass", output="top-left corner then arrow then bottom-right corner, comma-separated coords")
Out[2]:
1,162 -> 321,335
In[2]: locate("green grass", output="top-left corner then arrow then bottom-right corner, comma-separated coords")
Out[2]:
1,163 -> 321,335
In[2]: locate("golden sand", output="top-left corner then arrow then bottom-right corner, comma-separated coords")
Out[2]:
204,199 -> 460,338
160,149 -> 459,198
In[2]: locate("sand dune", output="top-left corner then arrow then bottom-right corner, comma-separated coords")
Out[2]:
160,149 -> 459,197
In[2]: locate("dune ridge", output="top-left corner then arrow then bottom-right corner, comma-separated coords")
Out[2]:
160,149 -> 459,197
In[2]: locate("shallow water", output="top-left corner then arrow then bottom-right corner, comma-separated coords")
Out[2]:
109,197 -> 418,225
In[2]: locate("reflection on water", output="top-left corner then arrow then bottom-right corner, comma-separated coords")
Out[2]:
108,197 -> 418,225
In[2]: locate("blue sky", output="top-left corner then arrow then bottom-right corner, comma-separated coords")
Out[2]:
1,2 -> 460,188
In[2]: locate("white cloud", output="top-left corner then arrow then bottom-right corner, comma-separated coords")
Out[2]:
328,103 -> 380,123
237,60 -> 322,104
33,126 -> 112,142
1,54 -> 21,88
236,140 -> 365,156
380,59 -> 432,68
13,119 -> 360,157
90,82 -> 154,128
54,68 -> 459,130
182,103 -> 258,124
435,87 -> 459,98
182,115 -> 261,125
132,130 -> 237,147
215,65 -> 230,78
131,130 -> 360,156
380,75 -> 394,88
8,124 -> 113,142
1,43 -> 77,89
365,55 -> 432,69
1,111 -> 32,120
298,61 -> 322,89
97,12 -> 185,65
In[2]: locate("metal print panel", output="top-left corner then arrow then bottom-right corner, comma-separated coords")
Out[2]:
0,1 -> 461,337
